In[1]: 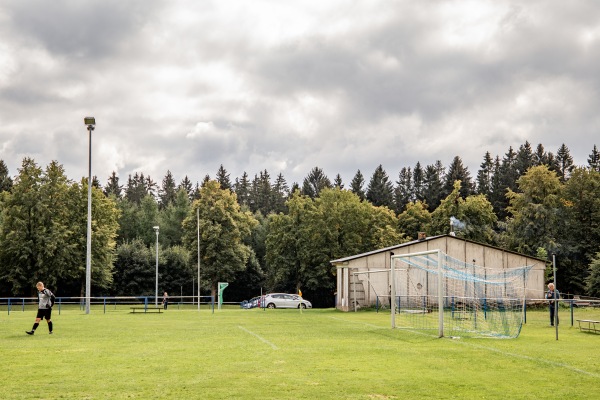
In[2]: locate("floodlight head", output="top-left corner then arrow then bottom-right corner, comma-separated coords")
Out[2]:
84,117 -> 95,126
153,226 -> 160,232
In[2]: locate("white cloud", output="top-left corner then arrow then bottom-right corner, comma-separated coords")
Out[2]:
0,0 -> 598,188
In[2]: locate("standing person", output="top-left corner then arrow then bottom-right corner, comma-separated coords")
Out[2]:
26,282 -> 55,335
545,283 -> 559,326
162,291 -> 169,310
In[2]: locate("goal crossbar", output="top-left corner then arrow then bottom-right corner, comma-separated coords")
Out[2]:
390,249 -> 533,338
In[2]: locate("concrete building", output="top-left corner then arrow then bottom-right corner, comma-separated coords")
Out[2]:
331,234 -> 546,312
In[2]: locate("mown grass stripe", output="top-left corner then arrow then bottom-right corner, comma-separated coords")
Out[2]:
330,314 -> 600,378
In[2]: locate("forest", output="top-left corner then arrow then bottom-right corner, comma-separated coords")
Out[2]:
1,141 -> 600,307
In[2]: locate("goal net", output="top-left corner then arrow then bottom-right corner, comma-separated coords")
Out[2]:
390,250 -> 533,339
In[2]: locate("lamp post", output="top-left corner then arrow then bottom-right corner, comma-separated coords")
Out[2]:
154,226 -> 160,307
83,117 -> 95,314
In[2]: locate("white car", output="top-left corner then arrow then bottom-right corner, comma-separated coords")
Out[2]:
264,293 -> 312,309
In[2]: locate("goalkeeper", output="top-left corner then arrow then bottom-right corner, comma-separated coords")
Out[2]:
26,282 -> 55,335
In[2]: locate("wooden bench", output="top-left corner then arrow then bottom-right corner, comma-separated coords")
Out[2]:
576,319 -> 600,334
130,307 -> 162,314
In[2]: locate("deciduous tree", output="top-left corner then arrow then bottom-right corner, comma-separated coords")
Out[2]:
182,180 -> 257,297
504,165 -> 563,257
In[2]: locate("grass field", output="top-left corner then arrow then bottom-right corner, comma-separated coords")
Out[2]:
1,305 -> 599,400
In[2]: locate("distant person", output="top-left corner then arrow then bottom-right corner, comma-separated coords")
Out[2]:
545,283 -> 559,326
162,291 -> 169,310
26,282 -> 55,335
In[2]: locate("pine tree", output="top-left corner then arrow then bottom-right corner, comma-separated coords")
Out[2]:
366,165 -> 394,209
489,155 -> 504,217
104,171 -> 122,198
555,143 -> 575,182
394,167 -> 412,214
413,162 -> 424,202
333,174 -> 344,189
492,147 -> 519,220
158,170 -> 177,208
423,161 -> 444,210
178,176 -> 194,200
272,173 -> 289,214
216,164 -> 232,191
144,175 -> 158,198
92,176 -> 101,189
476,151 -> 494,197
234,172 -> 251,207
302,167 -> 331,199
251,170 -> 273,215
533,143 -> 548,166
588,144 -> 600,172
515,141 -> 534,176
125,173 -> 148,205
443,156 -> 473,199
350,170 -> 366,200
0,160 -> 12,193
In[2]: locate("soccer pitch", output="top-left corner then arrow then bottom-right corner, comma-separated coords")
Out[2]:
1,306 -> 599,400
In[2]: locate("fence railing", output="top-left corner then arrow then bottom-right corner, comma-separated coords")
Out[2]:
373,296 -> 600,327
0,295 -> 215,315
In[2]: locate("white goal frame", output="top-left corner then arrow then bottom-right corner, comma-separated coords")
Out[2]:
391,249 -> 532,338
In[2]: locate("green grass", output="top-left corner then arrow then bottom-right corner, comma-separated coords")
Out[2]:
1,306 -> 599,399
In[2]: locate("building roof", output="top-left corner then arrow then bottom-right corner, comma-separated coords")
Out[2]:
330,234 -> 547,265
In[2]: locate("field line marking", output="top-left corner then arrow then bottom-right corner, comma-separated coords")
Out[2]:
328,316 -> 599,378
452,340 -> 600,378
238,326 -> 278,350
328,316 -> 386,330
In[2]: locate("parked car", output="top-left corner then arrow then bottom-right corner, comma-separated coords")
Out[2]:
242,296 -> 262,309
263,293 -> 312,309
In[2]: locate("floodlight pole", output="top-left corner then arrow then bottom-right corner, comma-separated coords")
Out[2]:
84,117 -> 95,315
154,226 -> 160,307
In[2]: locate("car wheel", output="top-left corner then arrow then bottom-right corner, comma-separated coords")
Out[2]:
298,303 -> 306,309
267,303 -> 276,309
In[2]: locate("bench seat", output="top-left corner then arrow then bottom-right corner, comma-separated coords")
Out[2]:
130,307 -> 162,314
576,319 -> 600,334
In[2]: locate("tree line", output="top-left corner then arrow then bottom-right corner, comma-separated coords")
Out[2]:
1,141 -> 599,306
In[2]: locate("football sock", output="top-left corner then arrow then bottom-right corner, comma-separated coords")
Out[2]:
48,321 -> 53,332
32,322 -> 39,331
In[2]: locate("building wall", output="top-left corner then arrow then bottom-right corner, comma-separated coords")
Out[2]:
334,236 -> 546,311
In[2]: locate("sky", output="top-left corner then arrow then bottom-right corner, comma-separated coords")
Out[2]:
1,1 -> 599,190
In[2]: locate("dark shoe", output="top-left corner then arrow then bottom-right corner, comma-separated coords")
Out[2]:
49,331 -> 53,335
26,331 -> 34,335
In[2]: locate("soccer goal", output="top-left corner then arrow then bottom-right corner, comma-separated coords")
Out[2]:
390,249 -> 533,339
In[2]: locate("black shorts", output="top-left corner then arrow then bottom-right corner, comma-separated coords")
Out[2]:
36,308 -> 52,320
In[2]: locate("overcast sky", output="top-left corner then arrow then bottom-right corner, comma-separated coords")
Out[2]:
1,1 -> 598,189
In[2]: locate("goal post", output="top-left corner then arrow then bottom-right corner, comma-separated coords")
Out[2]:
390,249 -> 533,339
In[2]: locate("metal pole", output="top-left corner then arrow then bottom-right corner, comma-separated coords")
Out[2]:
353,273 -> 356,312
552,254 -> 558,340
390,252 -> 395,328
197,206 -> 200,310
438,250 -> 444,338
85,124 -> 93,314
155,228 -> 159,307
